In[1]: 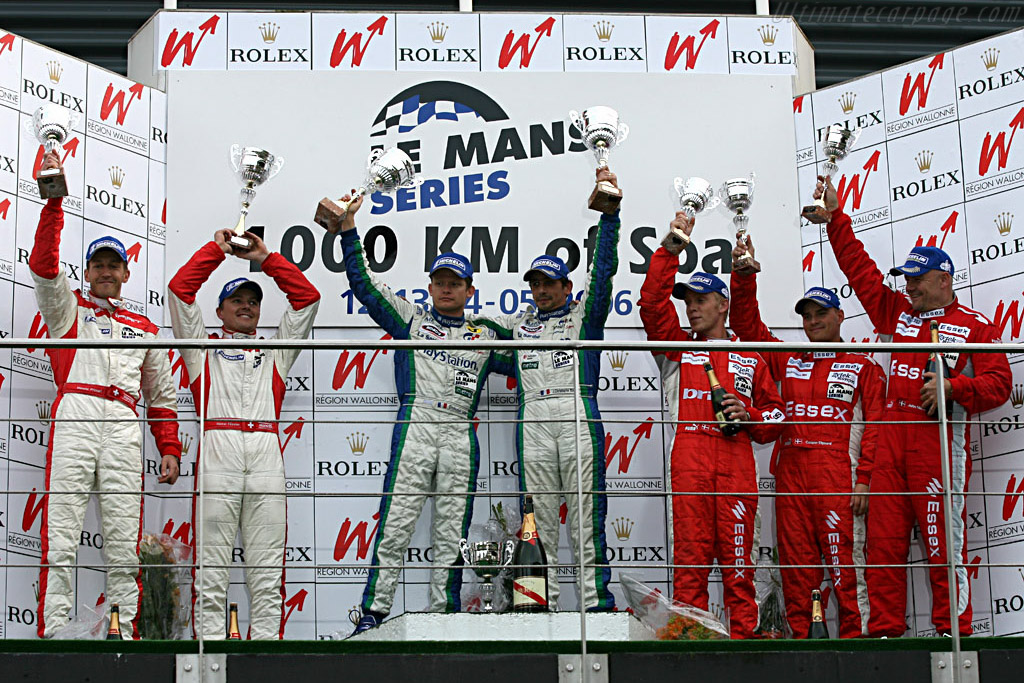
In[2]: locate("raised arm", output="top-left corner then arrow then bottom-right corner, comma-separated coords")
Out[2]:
28,193 -> 78,339
638,245 -> 685,344
262,250 -> 320,375
167,239 -> 226,380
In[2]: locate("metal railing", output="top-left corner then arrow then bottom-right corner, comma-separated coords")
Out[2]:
1,336 -> 1021,683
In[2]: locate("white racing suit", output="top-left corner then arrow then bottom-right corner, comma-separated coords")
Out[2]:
167,242 -> 320,639
341,229 -> 503,616
477,212 -> 620,610
30,198 -> 181,639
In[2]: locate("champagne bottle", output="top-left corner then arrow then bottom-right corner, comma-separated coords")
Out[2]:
106,603 -> 121,640
703,362 -> 741,436
228,602 -> 242,640
512,495 -> 549,612
923,321 -> 954,416
808,590 -> 829,639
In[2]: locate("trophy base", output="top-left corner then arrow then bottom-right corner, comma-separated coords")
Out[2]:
37,169 -> 68,199
801,204 -> 833,224
315,197 -> 347,234
228,233 -> 253,250
588,181 -> 622,214
732,257 -> 762,275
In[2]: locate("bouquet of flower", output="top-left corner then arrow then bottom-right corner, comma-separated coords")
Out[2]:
754,547 -> 792,639
621,573 -> 730,640
138,532 -> 191,640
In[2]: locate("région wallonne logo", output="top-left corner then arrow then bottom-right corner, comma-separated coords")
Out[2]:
663,18 -> 719,71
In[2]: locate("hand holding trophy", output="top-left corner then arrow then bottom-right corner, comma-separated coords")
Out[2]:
801,124 -> 859,224
228,145 -> 284,250
666,177 -> 719,252
569,106 -> 628,213
721,174 -> 759,274
26,104 -> 78,198
315,148 -> 422,234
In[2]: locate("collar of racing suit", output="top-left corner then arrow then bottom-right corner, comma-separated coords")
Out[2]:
690,331 -> 738,342
220,327 -> 257,340
430,309 -> 465,327
536,300 -> 572,321
87,293 -> 122,311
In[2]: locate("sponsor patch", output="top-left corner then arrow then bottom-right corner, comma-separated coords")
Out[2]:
827,370 -> 859,387
920,308 -> 943,319
830,362 -> 863,373
418,322 -> 447,340
733,373 -> 753,398
827,382 -> 855,403
938,323 -> 970,338
521,351 -> 540,370
454,370 -> 476,398
121,327 -> 144,339
812,351 -> 836,359
551,350 -> 574,369
217,350 -> 244,361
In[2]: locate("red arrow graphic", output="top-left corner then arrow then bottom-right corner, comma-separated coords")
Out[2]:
899,53 -> 944,116
0,197 -> 10,220
664,19 -> 719,71
498,16 -> 556,70
604,418 -> 655,475
281,416 -> 306,451
282,588 -> 308,629
802,250 -> 815,272
330,15 -> 388,69
160,15 -> 220,68
979,106 -> 1024,176
100,82 -> 144,125
0,33 -> 14,55
836,149 -> 881,212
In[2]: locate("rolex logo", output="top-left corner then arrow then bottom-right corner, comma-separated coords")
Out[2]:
838,91 -> 856,114
758,24 -> 777,46
612,516 -> 634,541
608,350 -> 628,371
109,166 -> 125,189
981,47 -> 999,72
37,400 -> 51,424
46,60 -> 63,84
179,432 -> 194,455
259,22 -> 279,44
427,21 -> 448,43
347,431 -> 368,455
1011,383 -> 1023,409
915,150 -> 933,173
593,20 -> 614,42
995,211 -> 1013,236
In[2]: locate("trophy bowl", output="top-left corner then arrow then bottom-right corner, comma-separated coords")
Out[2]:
801,125 -> 860,223
25,104 -> 79,199
569,105 -> 629,167
674,176 -> 720,217
459,538 -> 514,612
721,174 -> 755,216
228,145 -> 284,248
315,147 -> 423,233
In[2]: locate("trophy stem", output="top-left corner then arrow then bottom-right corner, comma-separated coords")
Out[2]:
822,159 -> 839,179
43,136 -> 61,153
232,212 -> 247,236
680,205 -> 697,219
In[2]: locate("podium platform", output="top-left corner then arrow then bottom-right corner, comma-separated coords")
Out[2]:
351,611 -> 651,642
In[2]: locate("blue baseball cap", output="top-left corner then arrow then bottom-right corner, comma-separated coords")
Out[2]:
429,252 -> 473,279
890,246 -> 955,277
85,236 -> 128,263
672,272 -> 730,300
218,277 -> 263,306
523,255 -> 570,281
795,287 -> 841,314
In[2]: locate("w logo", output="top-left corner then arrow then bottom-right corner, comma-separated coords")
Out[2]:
898,54 -> 945,116
497,17 -> 556,70
332,334 -> 391,390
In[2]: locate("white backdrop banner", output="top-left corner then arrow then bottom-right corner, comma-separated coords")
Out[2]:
164,69 -> 805,329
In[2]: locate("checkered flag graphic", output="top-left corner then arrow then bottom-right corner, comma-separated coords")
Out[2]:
370,95 -> 479,137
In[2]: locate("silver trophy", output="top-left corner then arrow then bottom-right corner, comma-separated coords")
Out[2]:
667,177 -> 720,248
315,147 -> 423,233
721,174 -> 759,274
458,538 -> 514,613
229,145 -> 284,250
801,124 -> 860,224
25,105 -> 79,198
569,106 -> 628,213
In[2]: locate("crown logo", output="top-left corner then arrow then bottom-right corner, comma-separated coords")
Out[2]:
758,24 -> 777,46
915,150 -> 933,173
594,20 -> 614,42
37,400 -> 51,424
179,432 -> 194,455
838,91 -> 856,114
109,166 -> 125,189
427,21 -> 448,43
347,431 -> 368,455
612,516 -> 634,541
46,60 -> 63,84
995,211 -> 1013,236
981,47 -> 999,71
608,350 -> 628,371
259,22 -> 279,44
1011,383 -> 1023,409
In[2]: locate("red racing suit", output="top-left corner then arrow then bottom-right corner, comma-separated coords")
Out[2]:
639,247 -> 785,639
168,242 -> 320,639
730,271 -> 886,638
30,198 -> 181,639
826,210 -> 1011,637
